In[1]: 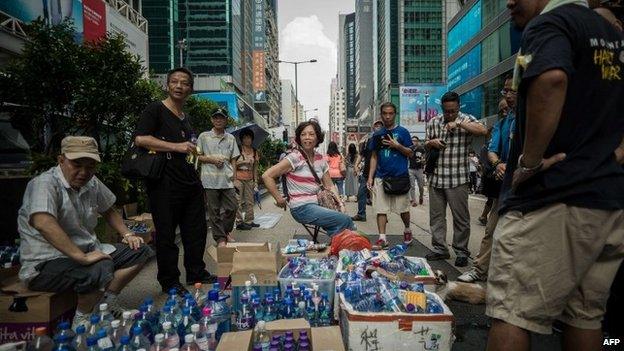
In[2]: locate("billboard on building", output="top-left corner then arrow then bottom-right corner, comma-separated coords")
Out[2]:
447,0 -> 481,57
448,44 -> 481,91
82,0 -> 106,42
253,0 -> 265,49
106,4 -> 148,66
0,0 -> 84,41
399,85 -> 448,136
252,50 -> 266,94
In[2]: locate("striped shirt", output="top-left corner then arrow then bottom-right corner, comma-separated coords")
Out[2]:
425,112 -> 482,189
284,150 -> 329,208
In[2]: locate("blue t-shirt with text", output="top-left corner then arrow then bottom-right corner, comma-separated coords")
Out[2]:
370,125 -> 413,178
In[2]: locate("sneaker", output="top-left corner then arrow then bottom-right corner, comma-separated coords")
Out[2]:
186,271 -> 217,285
373,238 -> 389,250
478,216 -> 487,226
249,222 -> 260,227
162,282 -> 189,297
455,256 -> 469,267
351,215 -> 366,222
236,223 -> 252,230
457,269 -> 484,283
425,252 -> 451,261
403,228 -> 413,246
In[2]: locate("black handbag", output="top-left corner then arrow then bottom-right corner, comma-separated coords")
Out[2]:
121,142 -> 168,180
424,148 -> 440,175
382,175 -> 411,195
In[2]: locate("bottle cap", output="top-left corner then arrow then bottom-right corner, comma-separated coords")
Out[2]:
58,321 -> 70,330
99,303 -> 108,311
194,282 -> 202,289
191,324 -> 200,333
184,334 -> 194,343
256,320 -> 265,329
111,320 -> 120,328
163,321 -> 172,329
97,329 -> 107,338
34,327 -> 47,336
122,311 -> 132,319
154,334 -> 164,343
120,335 -> 130,344
86,336 -> 98,347
90,314 -> 100,323
202,307 -> 212,316
76,325 -> 86,334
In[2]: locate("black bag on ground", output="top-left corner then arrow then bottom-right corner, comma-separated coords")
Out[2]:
121,143 -> 167,180
382,175 -> 411,195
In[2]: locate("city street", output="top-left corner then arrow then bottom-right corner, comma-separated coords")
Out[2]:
117,190 -> 561,351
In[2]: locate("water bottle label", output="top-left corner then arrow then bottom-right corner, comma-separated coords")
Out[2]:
166,338 -> 180,348
361,249 -> 372,260
97,337 -> 114,350
207,324 -> 217,334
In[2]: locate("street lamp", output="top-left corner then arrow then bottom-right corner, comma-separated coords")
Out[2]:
424,92 -> 430,121
177,38 -> 187,67
276,59 -> 318,127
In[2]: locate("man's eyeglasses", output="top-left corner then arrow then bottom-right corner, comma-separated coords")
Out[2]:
500,89 -> 517,96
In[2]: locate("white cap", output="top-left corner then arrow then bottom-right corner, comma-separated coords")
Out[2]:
122,311 -> 132,319
184,334 -> 194,343
163,321 -> 172,330
298,301 -> 306,309
191,324 -> 200,333
154,334 -> 164,343
99,303 -> 108,311
245,280 -> 251,287
111,320 -> 120,328
256,320 -> 265,329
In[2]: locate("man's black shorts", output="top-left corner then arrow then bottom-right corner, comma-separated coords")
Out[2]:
28,244 -> 154,294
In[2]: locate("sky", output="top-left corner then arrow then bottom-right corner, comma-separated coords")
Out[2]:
278,0 -> 355,129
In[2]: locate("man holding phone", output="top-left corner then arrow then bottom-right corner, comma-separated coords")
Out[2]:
424,92 -> 487,267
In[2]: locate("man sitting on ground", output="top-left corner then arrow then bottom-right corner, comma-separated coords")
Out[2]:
18,136 -> 154,329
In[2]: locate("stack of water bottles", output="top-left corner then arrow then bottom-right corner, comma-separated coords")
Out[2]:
250,325 -> 313,351
0,241 -> 20,268
235,280 -> 332,331
279,257 -> 335,280
336,245 -> 443,314
26,282 -> 231,351
281,239 -> 327,255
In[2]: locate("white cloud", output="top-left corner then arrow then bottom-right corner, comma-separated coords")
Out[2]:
279,16 -> 337,128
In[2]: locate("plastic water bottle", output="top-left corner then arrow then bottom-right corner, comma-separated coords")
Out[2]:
177,307 -> 195,341
130,326 -> 150,350
55,322 -> 76,343
133,306 -> 154,341
161,321 -> 180,349
242,281 -> 255,301
109,320 -> 125,346
352,295 -> 383,312
167,289 -> 181,313
371,272 -> 405,312
197,308 -> 217,350
150,334 -> 167,351
263,298 -> 277,322
251,298 -> 264,324
304,296 -> 316,327
192,283 -> 205,306
120,312 -> 134,336
96,329 -> 115,351
235,297 -> 254,331
191,323 -> 214,351
296,301 -> 307,319
27,327 -> 54,351
180,335 -> 199,351
281,297 -> 295,319
98,303 -> 114,329
72,326 -> 88,351
85,336 -> 99,351
205,290 -> 230,337
115,336 -> 132,351
87,315 -> 102,337
252,321 -> 270,351
426,295 -> 444,314
317,293 -> 331,326
53,335 -> 75,351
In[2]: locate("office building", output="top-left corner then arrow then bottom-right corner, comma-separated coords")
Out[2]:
355,0 -> 375,123
143,0 -> 178,73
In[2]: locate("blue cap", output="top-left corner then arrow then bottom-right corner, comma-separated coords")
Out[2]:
97,329 -> 107,338
139,305 -> 148,312
86,336 -> 98,347
120,335 -> 130,345
208,290 -> 219,301
133,326 -> 142,335
213,282 -> 221,290
76,325 -> 86,334
90,315 -> 100,323
144,297 -> 154,305
182,307 -> 190,315
58,321 -> 70,330
169,288 -> 177,295
54,335 -> 68,343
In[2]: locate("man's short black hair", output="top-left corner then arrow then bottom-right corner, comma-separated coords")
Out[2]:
295,120 -> 325,148
167,67 -> 194,88
441,91 -> 460,104
380,102 -> 397,113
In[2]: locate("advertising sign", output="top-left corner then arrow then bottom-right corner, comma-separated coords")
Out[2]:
460,86 -> 483,119
253,0 -> 265,49
0,0 -> 84,41
106,4 -> 148,66
82,0 -> 106,42
399,85 -> 448,136
447,0 -> 481,57
252,50 -> 266,98
448,44 -> 481,91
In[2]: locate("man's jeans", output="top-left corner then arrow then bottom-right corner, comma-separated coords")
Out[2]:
356,175 -> 368,218
290,203 -> 355,236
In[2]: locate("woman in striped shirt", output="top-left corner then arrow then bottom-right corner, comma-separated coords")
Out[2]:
261,121 -> 355,236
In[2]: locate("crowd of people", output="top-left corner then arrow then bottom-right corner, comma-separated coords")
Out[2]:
14,1 -> 623,349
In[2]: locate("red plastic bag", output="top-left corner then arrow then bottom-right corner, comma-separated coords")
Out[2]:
330,229 -> 372,256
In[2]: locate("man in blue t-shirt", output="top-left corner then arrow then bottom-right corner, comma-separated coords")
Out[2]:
367,102 -> 414,248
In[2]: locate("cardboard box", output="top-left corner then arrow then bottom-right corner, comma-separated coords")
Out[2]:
216,319 -> 345,351
280,246 -> 331,267
339,292 -> 454,351
230,244 -> 281,313
122,202 -> 138,218
0,265 -> 20,286
207,242 -> 272,288
0,278 -> 77,344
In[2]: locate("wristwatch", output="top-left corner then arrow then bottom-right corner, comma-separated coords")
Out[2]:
518,155 -> 543,173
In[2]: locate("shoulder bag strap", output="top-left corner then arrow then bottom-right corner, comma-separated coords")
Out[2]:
300,148 -> 323,187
